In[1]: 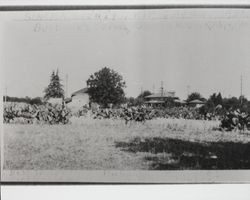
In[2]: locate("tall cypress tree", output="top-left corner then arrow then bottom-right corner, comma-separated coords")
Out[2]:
44,69 -> 64,99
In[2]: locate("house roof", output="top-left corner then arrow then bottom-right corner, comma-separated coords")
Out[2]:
174,99 -> 186,104
145,100 -> 165,104
145,92 -> 175,99
64,97 -> 72,103
188,99 -> 205,104
71,88 -> 88,97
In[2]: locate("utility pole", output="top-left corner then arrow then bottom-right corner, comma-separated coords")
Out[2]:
160,81 -> 164,96
240,75 -> 243,105
65,74 -> 68,98
187,85 -> 190,97
4,86 -> 7,103
240,75 -> 243,97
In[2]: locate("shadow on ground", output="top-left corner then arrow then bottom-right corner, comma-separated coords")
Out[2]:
115,137 -> 250,170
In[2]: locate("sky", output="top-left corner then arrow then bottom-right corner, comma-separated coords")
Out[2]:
1,9 -> 250,100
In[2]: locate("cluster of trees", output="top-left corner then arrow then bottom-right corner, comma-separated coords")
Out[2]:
187,91 -> 250,113
43,67 -> 126,108
4,69 -> 64,105
125,89 -> 250,113
186,92 -> 206,103
3,96 -> 43,105
4,66 -> 250,113
42,66 -> 151,107
126,90 -> 152,106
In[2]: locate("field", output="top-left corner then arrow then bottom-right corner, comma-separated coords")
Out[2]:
3,117 -> 250,170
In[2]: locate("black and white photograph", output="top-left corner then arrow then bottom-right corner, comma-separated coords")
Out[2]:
1,4 -> 250,183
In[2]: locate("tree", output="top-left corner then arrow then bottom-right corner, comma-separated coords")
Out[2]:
126,97 -> 136,106
164,96 -> 177,107
137,90 -> 152,100
216,93 -> 223,105
222,97 -> 239,110
186,92 -> 204,103
131,90 -> 152,106
30,97 -> 43,105
221,95 -> 250,112
86,67 -> 126,107
239,95 -> 249,112
202,92 -> 224,114
44,69 -> 64,99
206,92 -> 223,109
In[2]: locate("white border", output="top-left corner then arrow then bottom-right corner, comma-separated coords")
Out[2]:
1,1 -> 250,184
2,185 -> 250,200
2,170 -> 250,183
1,0 -> 250,7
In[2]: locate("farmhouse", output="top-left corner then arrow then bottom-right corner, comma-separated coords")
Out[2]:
144,91 -> 179,107
66,88 -> 90,110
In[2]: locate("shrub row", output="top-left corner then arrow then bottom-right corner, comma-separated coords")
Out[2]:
4,103 -> 71,124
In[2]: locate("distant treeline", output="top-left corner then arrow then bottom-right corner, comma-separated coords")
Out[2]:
3,96 -> 43,105
201,95 -> 250,114
3,93 -> 250,114
126,91 -> 250,113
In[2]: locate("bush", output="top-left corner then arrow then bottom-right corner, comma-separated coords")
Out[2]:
4,103 -> 71,124
220,110 -> 250,131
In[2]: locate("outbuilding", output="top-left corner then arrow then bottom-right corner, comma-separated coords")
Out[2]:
66,88 -> 90,111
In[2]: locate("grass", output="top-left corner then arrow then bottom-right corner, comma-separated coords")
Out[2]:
116,137 -> 250,170
3,118 -> 250,170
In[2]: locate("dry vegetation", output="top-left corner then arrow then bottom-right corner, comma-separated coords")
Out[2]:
4,118 -> 250,170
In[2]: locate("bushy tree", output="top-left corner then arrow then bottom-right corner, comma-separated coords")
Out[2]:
164,97 -> 180,107
86,67 -> 126,107
205,92 -> 223,109
201,92 -> 224,114
44,69 -> 64,99
221,96 -> 250,113
222,97 -> 239,110
137,90 -> 152,99
30,97 -> 43,105
126,97 -> 136,106
186,92 -> 204,103
130,90 -> 152,106
216,93 -> 223,105
209,92 -> 223,106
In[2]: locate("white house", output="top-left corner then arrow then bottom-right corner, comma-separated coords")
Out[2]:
47,98 -> 63,105
144,91 -> 178,107
66,88 -> 90,111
